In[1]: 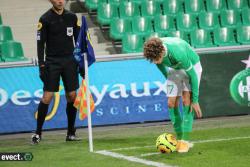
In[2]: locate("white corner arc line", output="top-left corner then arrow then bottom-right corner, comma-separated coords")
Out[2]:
95,150 -> 175,167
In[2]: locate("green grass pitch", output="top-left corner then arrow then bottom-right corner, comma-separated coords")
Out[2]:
0,115 -> 250,167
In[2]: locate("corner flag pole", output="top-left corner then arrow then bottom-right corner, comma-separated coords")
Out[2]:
84,53 -> 94,152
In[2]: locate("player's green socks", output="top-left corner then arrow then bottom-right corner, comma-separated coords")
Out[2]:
169,107 -> 182,140
182,105 -> 194,140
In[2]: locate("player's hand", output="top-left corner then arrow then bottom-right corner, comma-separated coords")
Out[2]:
39,65 -> 46,83
190,103 -> 202,118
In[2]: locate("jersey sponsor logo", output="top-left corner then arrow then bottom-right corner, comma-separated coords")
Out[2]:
67,27 -> 73,36
230,56 -> 250,107
37,22 -> 42,30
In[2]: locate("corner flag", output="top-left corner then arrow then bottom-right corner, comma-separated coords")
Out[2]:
74,16 -> 96,69
73,16 -> 96,152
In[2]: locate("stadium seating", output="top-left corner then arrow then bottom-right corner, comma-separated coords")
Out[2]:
0,25 -> 13,42
213,27 -> 237,46
109,18 -> 132,40
1,41 -> 27,62
241,7 -> 250,25
220,10 -> 241,28
119,1 -> 140,20
236,25 -> 250,44
190,29 -> 214,48
144,32 -> 164,40
85,0 -> 98,11
109,0 -> 121,6
176,13 -> 197,32
162,0 -> 183,16
131,16 -> 153,36
85,0 -> 250,53
167,30 -> 190,43
227,0 -> 248,12
140,0 -> 162,19
154,14 -> 176,36
97,2 -> 119,26
199,12 -> 220,31
122,33 -> 144,53
205,0 -> 227,14
184,0 -> 205,15
130,0 -> 147,5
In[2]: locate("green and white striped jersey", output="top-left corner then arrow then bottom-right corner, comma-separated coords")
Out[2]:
156,37 -> 200,103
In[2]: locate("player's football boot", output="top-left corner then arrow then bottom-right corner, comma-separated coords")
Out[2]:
31,134 -> 41,144
176,140 -> 189,153
184,140 -> 194,148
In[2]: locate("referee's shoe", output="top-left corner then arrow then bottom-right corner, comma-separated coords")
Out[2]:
66,134 -> 82,141
31,134 -> 41,144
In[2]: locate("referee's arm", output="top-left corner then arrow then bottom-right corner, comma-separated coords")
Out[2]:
37,18 -> 47,67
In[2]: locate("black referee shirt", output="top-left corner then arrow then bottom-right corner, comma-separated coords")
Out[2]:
37,9 -> 80,66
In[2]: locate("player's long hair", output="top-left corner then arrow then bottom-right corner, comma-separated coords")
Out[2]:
143,37 -> 165,63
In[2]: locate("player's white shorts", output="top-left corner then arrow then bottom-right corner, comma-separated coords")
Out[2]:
166,62 -> 202,97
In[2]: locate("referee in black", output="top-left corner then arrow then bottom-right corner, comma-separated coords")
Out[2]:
32,0 -> 83,144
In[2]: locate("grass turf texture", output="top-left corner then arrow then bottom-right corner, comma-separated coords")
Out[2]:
0,115 -> 250,167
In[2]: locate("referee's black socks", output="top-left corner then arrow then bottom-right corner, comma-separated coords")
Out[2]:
66,102 -> 77,136
36,101 -> 49,136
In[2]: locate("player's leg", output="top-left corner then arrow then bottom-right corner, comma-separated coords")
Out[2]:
182,62 -> 202,146
166,68 -> 183,140
61,57 -> 80,141
182,91 -> 194,141
168,97 -> 182,140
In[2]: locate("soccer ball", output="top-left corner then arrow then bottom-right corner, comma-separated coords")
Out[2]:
156,133 -> 178,153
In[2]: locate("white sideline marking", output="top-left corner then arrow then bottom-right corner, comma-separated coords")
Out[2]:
140,136 -> 250,157
111,136 -> 250,152
96,150 -> 174,167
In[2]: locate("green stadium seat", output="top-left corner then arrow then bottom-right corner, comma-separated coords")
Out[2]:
227,0 -> 248,12
184,0 -> 205,15
97,3 -> 119,26
109,18 -> 132,40
241,7 -> 250,25
199,12 -> 220,31
190,29 -> 215,48
129,0 -> 147,5
131,16 -> 154,36
85,0 -> 98,10
1,41 -> 27,62
122,33 -> 144,53
176,13 -> 197,32
236,25 -> 250,44
162,0 -> 183,16
206,0 -> 227,14
141,0 -> 162,19
0,25 -> 13,42
154,14 -> 176,36
167,30 -> 190,43
108,0 -> 121,5
213,27 -> 237,46
119,1 -> 140,20
220,10 -> 241,28
144,32 -> 165,40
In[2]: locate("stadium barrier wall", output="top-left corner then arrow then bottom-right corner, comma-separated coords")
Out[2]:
0,52 -> 249,134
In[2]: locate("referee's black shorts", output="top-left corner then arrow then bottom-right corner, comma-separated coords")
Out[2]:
43,56 -> 79,92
